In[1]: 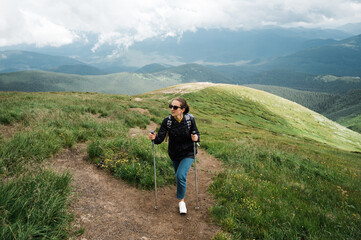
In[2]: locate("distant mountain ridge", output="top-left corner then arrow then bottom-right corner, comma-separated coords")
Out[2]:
241,70 -> 361,94
153,63 -> 234,83
135,63 -> 171,73
1,63 -> 361,94
4,33 -> 361,85
130,28 -> 347,64
262,34 -> 361,76
0,50 -> 106,75
48,64 -> 105,75
0,50 -> 83,73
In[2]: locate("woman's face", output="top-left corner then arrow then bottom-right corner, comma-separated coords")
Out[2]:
170,100 -> 185,117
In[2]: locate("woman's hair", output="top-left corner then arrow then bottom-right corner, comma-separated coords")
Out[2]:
173,97 -> 190,114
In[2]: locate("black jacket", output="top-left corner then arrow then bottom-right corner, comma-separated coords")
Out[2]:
154,114 -> 200,162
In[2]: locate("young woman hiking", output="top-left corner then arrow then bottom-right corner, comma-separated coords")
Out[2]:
149,97 -> 200,214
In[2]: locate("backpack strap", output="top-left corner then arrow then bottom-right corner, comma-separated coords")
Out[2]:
167,115 -> 172,129
184,113 -> 193,131
167,113 -> 193,131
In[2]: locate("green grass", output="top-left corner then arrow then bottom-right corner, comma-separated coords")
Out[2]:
246,84 -> 340,113
0,170 -> 79,239
1,84 -> 361,239
338,115 -> 361,133
206,141 -> 360,239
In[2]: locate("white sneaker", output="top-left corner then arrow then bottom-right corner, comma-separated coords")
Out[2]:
179,201 -> 187,214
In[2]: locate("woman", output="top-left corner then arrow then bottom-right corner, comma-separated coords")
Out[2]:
149,97 -> 199,214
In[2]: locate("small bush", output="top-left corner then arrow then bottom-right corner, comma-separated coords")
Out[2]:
87,140 -> 104,161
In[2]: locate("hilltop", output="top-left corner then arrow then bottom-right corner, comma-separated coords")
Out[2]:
148,83 -> 361,152
1,83 -> 361,239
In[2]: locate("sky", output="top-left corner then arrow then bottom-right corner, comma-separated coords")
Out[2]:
1,0 -> 361,51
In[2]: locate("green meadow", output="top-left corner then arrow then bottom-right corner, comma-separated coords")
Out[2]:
1,84 -> 360,239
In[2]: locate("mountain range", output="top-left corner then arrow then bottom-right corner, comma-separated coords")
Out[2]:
0,26 -> 355,71
1,29 -> 361,79
261,34 -> 361,76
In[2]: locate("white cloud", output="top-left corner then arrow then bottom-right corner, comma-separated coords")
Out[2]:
0,1 -> 77,47
1,0 -> 361,49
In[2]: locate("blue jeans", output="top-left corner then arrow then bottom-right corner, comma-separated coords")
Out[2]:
172,158 -> 194,200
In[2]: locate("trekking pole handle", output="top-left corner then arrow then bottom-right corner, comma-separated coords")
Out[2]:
192,131 -> 197,138
192,131 -> 198,142
150,131 -> 155,141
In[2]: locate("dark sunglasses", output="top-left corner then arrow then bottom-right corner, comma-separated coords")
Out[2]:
169,104 -> 182,110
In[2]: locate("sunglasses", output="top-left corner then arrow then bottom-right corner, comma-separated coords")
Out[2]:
169,104 -> 182,110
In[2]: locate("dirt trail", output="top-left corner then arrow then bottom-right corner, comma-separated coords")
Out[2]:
51,124 -> 223,240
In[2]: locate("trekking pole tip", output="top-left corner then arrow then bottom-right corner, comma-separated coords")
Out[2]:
155,206 -> 158,210
195,206 -> 199,210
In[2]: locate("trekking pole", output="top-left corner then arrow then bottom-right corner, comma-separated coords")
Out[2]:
192,131 -> 199,210
151,131 -> 158,210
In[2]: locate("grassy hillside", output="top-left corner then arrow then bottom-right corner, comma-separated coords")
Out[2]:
245,85 -> 361,134
147,83 -> 360,152
323,89 -> 361,133
1,84 -> 361,239
245,84 -> 340,113
0,70 -> 182,95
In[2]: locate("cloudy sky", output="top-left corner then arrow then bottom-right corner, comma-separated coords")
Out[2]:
1,0 -> 361,50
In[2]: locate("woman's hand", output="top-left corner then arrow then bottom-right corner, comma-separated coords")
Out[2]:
149,131 -> 156,141
191,133 -> 198,142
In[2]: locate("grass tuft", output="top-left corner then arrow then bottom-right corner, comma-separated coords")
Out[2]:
0,170 -> 75,239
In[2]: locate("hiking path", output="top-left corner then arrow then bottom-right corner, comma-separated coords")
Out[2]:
50,122 -> 223,240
